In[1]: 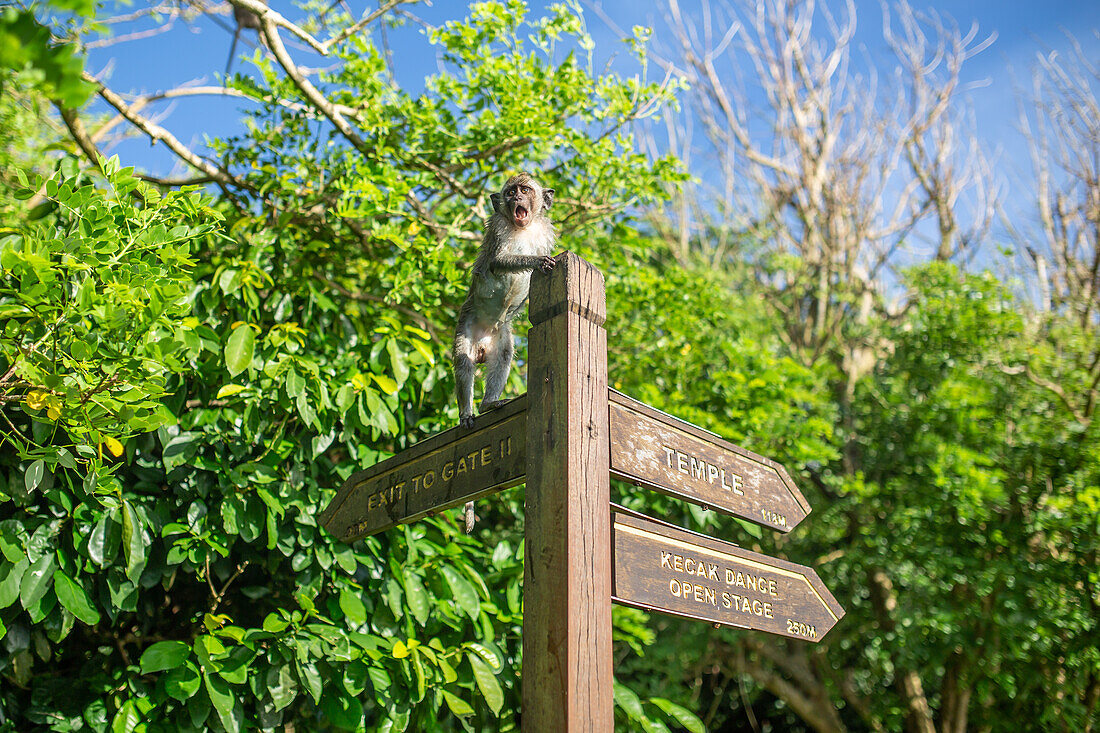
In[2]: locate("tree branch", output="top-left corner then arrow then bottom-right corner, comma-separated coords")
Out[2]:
226,0 -> 326,54
867,567 -> 935,733
257,15 -> 367,151
86,73 -> 247,190
316,276 -> 441,340
320,0 -> 406,53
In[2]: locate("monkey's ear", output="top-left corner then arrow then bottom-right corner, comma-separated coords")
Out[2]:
490,193 -> 504,214
542,188 -> 555,210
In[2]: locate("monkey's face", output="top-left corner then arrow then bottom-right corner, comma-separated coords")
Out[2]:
495,175 -> 555,229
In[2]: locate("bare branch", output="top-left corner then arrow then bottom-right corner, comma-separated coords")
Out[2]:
226,0 -> 326,54
85,73 -> 246,190
320,0 -> 406,53
257,15 -> 367,150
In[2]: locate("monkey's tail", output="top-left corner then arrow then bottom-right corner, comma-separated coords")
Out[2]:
464,501 -> 475,534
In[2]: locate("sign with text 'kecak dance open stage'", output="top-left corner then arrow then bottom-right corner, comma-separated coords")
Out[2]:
611,507 -> 844,642
319,396 -> 527,542
608,390 -> 811,532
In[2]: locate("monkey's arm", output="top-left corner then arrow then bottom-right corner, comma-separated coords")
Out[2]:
490,254 -> 555,274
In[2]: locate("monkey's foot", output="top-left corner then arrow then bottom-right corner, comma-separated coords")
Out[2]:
459,414 -> 475,429
464,501 -> 476,534
479,400 -> 509,413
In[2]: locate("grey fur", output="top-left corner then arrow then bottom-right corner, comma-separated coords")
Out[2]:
453,172 -> 558,532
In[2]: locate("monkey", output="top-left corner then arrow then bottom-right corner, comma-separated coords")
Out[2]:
225,1 -> 267,77
452,172 -> 557,532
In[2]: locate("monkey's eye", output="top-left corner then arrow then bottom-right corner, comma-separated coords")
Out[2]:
520,185 -> 531,194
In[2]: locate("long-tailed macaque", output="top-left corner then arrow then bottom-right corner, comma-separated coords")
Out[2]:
452,172 -> 557,532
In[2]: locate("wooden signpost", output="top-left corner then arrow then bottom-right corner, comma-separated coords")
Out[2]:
320,252 -> 843,732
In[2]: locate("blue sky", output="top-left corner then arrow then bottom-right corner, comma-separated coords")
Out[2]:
82,1 -> 1099,200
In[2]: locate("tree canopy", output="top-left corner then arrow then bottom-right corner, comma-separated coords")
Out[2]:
0,1 -> 1096,732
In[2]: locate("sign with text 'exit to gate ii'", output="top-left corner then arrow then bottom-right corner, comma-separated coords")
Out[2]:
319,396 -> 527,542
611,508 -> 844,641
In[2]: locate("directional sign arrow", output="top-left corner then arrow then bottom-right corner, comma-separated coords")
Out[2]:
611,507 -> 844,642
608,389 -> 811,532
320,395 -> 527,542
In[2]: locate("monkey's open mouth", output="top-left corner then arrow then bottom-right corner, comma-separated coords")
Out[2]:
513,205 -> 529,225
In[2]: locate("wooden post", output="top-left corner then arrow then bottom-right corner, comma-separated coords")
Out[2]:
522,252 -> 613,731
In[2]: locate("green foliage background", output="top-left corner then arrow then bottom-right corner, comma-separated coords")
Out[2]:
0,1 -> 1097,732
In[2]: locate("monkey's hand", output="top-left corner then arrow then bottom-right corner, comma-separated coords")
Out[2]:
459,413 -> 475,429
491,254 -> 554,274
539,255 -> 556,273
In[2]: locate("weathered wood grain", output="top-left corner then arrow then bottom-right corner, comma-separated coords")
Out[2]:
319,395 -> 526,542
522,252 -> 613,732
611,507 -> 844,641
609,390 -> 811,532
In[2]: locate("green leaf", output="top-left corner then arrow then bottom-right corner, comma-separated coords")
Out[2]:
52,570 -> 100,625
372,373 -> 399,394
297,661 -> 323,704
218,647 -> 253,684
0,533 -> 22,564
440,565 -> 480,621
204,670 -> 239,733
195,634 -> 227,669
19,553 -> 56,610
403,569 -> 430,626
121,501 -> 146,582
321,688 -> 364,730
224,325 -> 255,377
367,666 -> 391,694
0,558 -> 28,608
339,587 -> 367,626
733,516 -> 763,539
87,514 -> 110,566
468,652 -> 504,716
110,699 -> 141,733
262,612 -> 289,633
438,655 -> 459,684
641,718 -> 672,733
216,384 -> 247,399
269,664 -> 298,711
140,640 -> 192,674
649,698 -> 705,733
387,338 -> 410,383
165,662 -> 202,701
286,368 -> 306,397
443,690 -> 474,716
466,641 -> 503,672
614,681 -> 645,721
24,459 -> 45,493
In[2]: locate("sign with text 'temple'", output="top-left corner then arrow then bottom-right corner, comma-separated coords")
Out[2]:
609,390 -> 811,532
